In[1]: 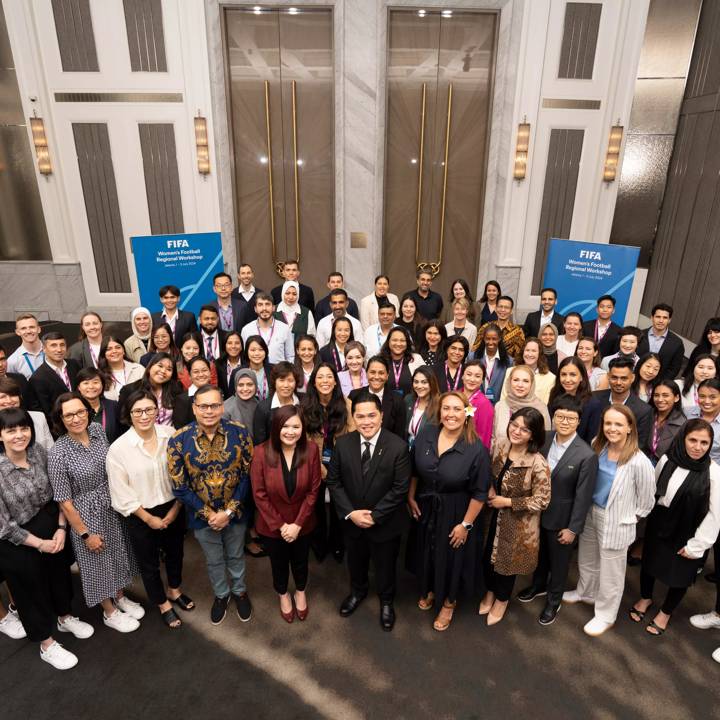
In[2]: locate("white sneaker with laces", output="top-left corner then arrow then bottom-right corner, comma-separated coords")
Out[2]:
690,611 -> 720,630
40,641 -> 78,670
57,616 -> 95,639
562,589 -> 594,605
103,609 -> 140,633
584,616 -> 614,636
0,611 -> 26,639
712,647 -> 720,664
115,596 -> 145,620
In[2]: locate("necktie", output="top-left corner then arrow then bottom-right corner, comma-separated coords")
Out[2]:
361,441 -> 372,478
205,335 -> 214,361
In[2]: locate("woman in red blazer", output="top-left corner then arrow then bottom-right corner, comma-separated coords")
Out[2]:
251,404 -> 321,622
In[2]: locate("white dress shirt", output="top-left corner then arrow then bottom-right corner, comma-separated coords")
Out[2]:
316,313 -> 363,348
364,323 -> 395,357
241,319 -> 295,364
360,428 -> 382,460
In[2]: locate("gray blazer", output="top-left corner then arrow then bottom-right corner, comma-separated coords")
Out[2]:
540,432 -> 598,535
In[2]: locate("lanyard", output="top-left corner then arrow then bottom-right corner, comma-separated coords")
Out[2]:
445,362 -> 461,391
89,343 -> 99,368
595,321 -> 608,343
23,351 -> 43,374
484,354 -> 496,382
469,389 -> 483,405
282,311 -> 296,329
392,358 -> 405,388
409,399 -> 424,437
55,364 -> 71,390
227,360 -> 239,385
259,321 -> 275,347
112,365 -> 127,388
331,346 -> 344,372
651,418 -> 660,455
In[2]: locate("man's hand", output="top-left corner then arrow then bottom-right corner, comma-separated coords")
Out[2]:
348,510 -> 375,528
557,529 -> 576,545
208,510 -> 231,531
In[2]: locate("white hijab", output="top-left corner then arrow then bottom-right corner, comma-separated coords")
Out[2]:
277,280 -> 302,318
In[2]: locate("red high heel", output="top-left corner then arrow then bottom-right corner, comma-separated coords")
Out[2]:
279,595 -> 294,623
294,591 -> 309,621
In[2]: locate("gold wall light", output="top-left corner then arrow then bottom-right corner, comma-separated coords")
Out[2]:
603,124 -> 624,182
30,117 -> 52,175
194,115 -> 210,174
513,121 -> 530,180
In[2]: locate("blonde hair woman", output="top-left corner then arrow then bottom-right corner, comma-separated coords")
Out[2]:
493,365 -> 551,443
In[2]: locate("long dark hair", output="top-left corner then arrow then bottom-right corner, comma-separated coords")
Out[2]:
410,365 -> 440,420
548,356 -> 591,408
632,352 -> 662,395
97,333 -> 128,378
148,322 -> 178,359
475,324 -> 509,365
220,331 -> 243,362
143,352 -> 181,409
293,334 -> 319,376
177,331 -> 204,372
418,320 -> 448,356
447,278 -> 474,303
480,280 -> 501,304
243,335 -> 269,365
330,317 -> 355,345
380,326 -> 415,362
300,362 -> 348,438
680,353 -> 719,398
649,380 -> 683,417
692,317 -> 720,357
265,405 -> 308,468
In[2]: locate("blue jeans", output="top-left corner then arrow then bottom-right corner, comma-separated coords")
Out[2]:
194,522 -> 247,598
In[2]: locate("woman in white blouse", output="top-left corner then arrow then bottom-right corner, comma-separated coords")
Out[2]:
98,334 -> 145,402
676,354 -> 718,412
359,274 -> 400,331
630,419 -> 720,636
556,312 -> 583,361
444,297 -> 478,348
107,389 -> 192,629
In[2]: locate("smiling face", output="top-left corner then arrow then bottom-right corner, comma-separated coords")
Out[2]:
134,313 -> 151,335
0,424 -> 31,454
510,368 -> 532,398
236,376 -> 257,400
43,337 -> 67,364
283,286 -> 299,306
597,299 -> 615,321
462,364 -> 484,393
412,373 -> 430,399
345,348 -> 364,373
619,334 -> 639,355
275,373 -> 296,400
192,388 -> 224,429
0,392 -> 20,410
104,340 -> 125,366
16,316 -> 40,345
254,298 -> 274,321
314,367 -> 336,398
333,320 -> 352,345
452,302 -> 468,322
496,299 -> 513,321
60,398 -> 89,435
378,306 -> 396,329
199,310 -> 219,334
484,329 -> 500,354
652,385 -> 678,414
388,331 -> 407,358
540,325 -> 556,348
439,394 -> 465,432
508,415 -> 532,446
375,277 -> 389,296
699,386 -> 720,417
446,340 -> 465,366
82,314 -> 103,341
225,334 -> 242,360
129,397 -> 158,433
563,315 -> 582,338
452,282 -> 466,300
213,276 -> 232,301
296,339 -> 316,365
329,294 -> 348,318
417,273 -> 433,292
608,366 -> 634,396
708,327 -> 720,348
540,290 -> 556,313
522,341 -> 540,368
602,408 -> 631,446
694,358 -> 717,384
78,376 -> 103,402
639,358 -> 661,383
576,338 -> 596,364
367,361 -> 388,392
559,364 -> 582,394
401,299 -> 416,320
246,341 -> 266,366
425,326 -> 441,350
282,263 -> 300,281
181,339 -> 200,362
153,327 -> 171,351
160,291 -> 179,311
238,265 -> 254,287
652,309 -> 671,334
279,413 -> 303,448
353,401 -> 383,439
148,359 -> 173,386
485,284 -> 499,302
189,361 -> 211,387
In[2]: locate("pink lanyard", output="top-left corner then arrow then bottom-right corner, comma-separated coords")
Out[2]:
259,321 -> 275,347
469,389 -> 483,405
89,344 -> 99,368
226,360 -> 239,385
56,365 -> 71,390
651,419 -> 660,455
392,359 -> 405,388
257,371 -> 269,400
282,311 -> 296,329
409,399 -> 423,437
484,356 -> 496,382
595,321 -> 608,343
445,361 -> 461,390
331,347 -> 344,372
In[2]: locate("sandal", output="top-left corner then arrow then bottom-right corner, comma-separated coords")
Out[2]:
169,593 -> 195,612
629,603 -> 651,623
418,593 -> 435,611
646,620 -> 666,636
433,601 -> 456,632
161,608 -> 182,629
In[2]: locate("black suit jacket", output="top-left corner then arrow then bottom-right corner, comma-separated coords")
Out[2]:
28,360 -> 81,418
540,432 -> 598,534
151,310 -> 198,345
348,388 -> 406,440
208,298 -> 253,334
581,320 -> 621,358
578,390 -> 653,451
326,429 -> 410,542
315,294 -> 359,322
99,398 -> 122,444
230,286 -> 262,326
272,283 -> 315,313
636,329 -> 685,380
7,372 -> 33,408
523,310 -> 565,339
68,339 -> 96,369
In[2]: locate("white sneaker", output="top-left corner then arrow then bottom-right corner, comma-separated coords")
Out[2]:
40,641 -> 78,670
690,611 -> 720,630
103,609 -> 140,633
115,596 -> 145,620
712,647 -> 720,664
584,616 -> 614,636
57,616 -> 95,639
562,589 -> 594,605
0,611 -> 26,639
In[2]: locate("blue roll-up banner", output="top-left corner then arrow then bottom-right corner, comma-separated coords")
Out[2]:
131,232 -> 224,317
543,239 -> 640,323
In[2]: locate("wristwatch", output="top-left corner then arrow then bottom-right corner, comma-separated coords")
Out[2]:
224,509 -> 234,518
80,532 -> 90,540
461,521 -> 473,531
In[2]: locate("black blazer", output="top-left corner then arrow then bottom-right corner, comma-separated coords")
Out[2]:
252,397 -> 274,445
315,294 -> 359,322
28,360 -> 81,418
523,311 -> 565,339
208,298 -> 253,334
581,320 -> 621,358
272,283 -> 315,313
326,429 -> 410,542
198,329 -> 228,362
68,339 -> 96,369
230,287 -> 261,324
97,398 -> 122,444
173,391 -> 194,429
215,358 -> 242,400
348,388 -> 406,440
7,372 -> 33,408
540,432 -> 598,534
151,310 -> 198,345
578,390 -> 653,451
636,329 -> 685,380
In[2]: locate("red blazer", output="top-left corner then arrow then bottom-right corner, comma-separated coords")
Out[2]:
251,442 -> 321,538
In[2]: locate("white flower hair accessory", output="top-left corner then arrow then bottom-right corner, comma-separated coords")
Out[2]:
464,405 -> 476,419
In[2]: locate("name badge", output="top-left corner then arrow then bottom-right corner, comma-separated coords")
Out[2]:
322,447 -> 332,466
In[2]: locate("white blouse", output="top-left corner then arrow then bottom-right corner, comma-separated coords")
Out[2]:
655,455 -> 720,559
556,335 -> 579,360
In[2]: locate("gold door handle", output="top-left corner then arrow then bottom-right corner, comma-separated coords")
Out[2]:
291,79 -> 300,263
415,83 -> 426,267
263,80 -> 281,275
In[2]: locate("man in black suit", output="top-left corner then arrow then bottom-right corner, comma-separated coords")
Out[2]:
209,272 -> 252,333
28,332 -> 80,420
327,390 -> 410,631
230,263 -> 261,325
523,287 -> 565,338
517,396 -> 598,625
270,260 -> 315,311
581,294 -> 622,359
578,357 -> 653,450
636,303 -> 685,380
151,284 -> 198,345
349,356 -> 406,440
197,305 -> 227,363
314,271 -> 360,322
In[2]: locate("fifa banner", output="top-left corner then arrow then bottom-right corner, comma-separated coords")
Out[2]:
131,232 -> 224,318
543,239 -> 640,323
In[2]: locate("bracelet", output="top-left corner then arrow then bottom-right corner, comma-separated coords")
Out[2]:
57,526 -> 67,531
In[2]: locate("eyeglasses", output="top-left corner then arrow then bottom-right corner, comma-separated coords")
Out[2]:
554,414 -> 579,424
214,282 -> 232,289
195,403 -> 223,412
62,409 -> 88,421
508,420 -> 531,435
130,407 -> 158,418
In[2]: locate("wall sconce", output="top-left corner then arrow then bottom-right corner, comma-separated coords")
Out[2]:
603,124 -> 624,182
513,121 -> 530,180
30,117 -> 52,175
194,115 -> 210,175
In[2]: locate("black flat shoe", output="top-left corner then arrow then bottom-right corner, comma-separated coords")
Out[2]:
161,608 -> 182,629
380,603 -> 395,631
517,585 -> 547,603
168,593 -> 195,612
339,593 -> 366,617
538,603 -> 560,626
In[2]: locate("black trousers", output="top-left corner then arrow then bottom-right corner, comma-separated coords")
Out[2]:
532,527 -> 575,605
311,481 -> 344,556
0,503 -> 73,642
125,501 -> 185,606
482,509 -> 517,602
640,570 -> 687,615
345,531 -> 401,603
261,534 -> 311,594
715,540 -> 720,615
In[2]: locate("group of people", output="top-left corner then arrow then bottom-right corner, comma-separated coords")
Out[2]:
1,260 -> 720,671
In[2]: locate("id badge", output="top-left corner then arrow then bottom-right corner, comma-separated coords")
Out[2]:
322,447 -> 332,466
485,387 -> 495,404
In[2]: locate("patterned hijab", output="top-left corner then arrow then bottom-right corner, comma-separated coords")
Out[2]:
504,364 -> 552,428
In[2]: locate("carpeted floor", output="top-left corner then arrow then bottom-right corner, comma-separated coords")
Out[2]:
2,532 -> 720,720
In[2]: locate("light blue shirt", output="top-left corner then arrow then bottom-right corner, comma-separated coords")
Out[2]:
647,329 -> 667,354
593,448 -> 617,508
